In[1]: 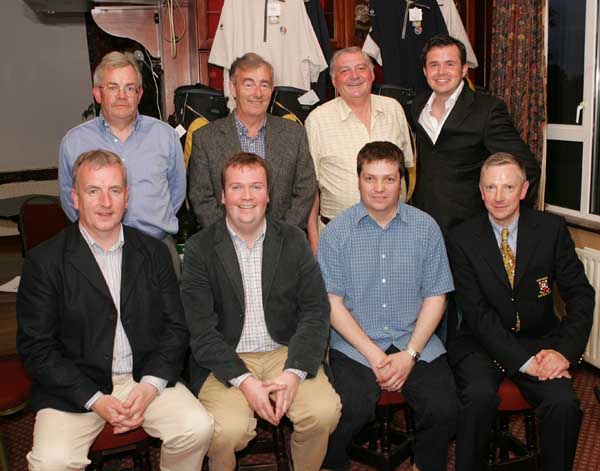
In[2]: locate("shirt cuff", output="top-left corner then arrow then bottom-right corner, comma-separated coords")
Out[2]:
285,368 -> 307,382
85,391 -> 103,411
141,375 -> 168,394
230,372 -> 253,389
519,356 -> 534,373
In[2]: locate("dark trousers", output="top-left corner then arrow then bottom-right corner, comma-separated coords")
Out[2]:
323,348 -> 457,471
454,351 -> 582,471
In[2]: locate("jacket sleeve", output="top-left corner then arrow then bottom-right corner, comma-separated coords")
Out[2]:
282,126 -> 317,228
447,232 -> 531,375
188,130 -> 225,228
17,254 -> 99,409
181,235 -> 249,384
483,99 -> 541,207
553,218 -> 595,363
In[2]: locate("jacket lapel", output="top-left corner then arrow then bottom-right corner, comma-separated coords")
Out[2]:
439,84 -> 474,137
219,114 -> 243,160
264,115 -> 282,190
65,225 -> 113,302
514,207 -> 539,288
411,93 -> 435,147
477,215 -> 512,290
261,220 -> 283,306
120,228 -> 143,311
214,221 -> 245,309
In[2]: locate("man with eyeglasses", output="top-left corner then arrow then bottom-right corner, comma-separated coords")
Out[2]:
58,51 -> 186,275
187,52 -> 316,231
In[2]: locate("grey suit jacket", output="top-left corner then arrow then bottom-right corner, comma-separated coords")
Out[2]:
181,218 -> 330,395
188,113 -> 317,229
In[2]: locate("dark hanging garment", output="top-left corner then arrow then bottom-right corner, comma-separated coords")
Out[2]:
304,0 -> 333,101
369,0 -> 448,93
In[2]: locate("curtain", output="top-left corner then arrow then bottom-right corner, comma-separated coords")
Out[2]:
489,0 -> 546,166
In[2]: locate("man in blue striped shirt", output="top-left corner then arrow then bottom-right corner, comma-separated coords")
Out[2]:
318,141 -> 458,471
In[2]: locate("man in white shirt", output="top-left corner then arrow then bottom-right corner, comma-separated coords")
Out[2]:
305,46 -> 414,253
18,149 -> 213,471
411,34 -> 540,235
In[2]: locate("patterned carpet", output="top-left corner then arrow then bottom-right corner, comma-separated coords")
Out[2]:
2,366 -> 600,470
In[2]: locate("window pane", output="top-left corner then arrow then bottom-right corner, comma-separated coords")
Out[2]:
545,140 -> 582,210
547,0 -> 585,124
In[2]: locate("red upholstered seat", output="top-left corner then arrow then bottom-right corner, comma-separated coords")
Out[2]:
90,424 -> 151,452
0,358 -> 31,413
497,378 -> 532,411
378,390 -> 407,406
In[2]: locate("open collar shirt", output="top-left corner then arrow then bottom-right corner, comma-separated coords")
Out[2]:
234,112 -> 267,159
317,202 -> 454,367
418,80 -> 464,144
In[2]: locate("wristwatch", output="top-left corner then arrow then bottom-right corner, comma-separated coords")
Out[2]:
404,346 -> 421,362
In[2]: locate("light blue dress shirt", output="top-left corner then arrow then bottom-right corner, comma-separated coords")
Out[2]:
318,202 -> 454,368
58,113 -> 186,239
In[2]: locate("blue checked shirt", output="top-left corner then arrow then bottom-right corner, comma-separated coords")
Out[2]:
59,113 -> 186,240
318,202 -> 454,367
234,113 -> 266,158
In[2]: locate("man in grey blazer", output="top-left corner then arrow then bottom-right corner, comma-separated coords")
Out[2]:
188,53 -> 317,229
182,153 -> 341,470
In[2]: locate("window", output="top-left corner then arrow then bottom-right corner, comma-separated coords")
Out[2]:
545,0 -> 599,225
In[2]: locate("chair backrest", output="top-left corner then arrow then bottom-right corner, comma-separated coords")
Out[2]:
19,195 -> 69,254
268,86 -> 318,124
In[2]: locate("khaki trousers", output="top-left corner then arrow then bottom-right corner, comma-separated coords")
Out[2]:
27,378 -> 214,471
199,347 -> 341,471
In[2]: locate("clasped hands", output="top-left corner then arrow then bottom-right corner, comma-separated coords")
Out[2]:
91,382 -> 157,434
239,371 -> 300,426
369,350 -> 414,392
525,349 -> 571,381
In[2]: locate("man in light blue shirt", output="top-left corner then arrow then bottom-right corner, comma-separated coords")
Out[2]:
58,51 -> 186,273
318,141 -> 457,471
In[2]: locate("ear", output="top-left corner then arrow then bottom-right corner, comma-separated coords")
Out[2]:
519,180 -> 530,201
92,86 -> 102,104
479,184 -> 485,201
124,187 -> 129,209
461,63 -> 468,78
221,189 -> 226,206
71,187 -> 79,212
136,87 -> 144,104
228,79 -> 237,99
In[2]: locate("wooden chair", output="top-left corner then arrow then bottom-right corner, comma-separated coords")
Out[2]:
18,195 -> 69,254
0,358 -> 32,471
350,390 -> 415,471
488,378 -> 539,470
87,424 -> 154,470
236,418 -> 290,471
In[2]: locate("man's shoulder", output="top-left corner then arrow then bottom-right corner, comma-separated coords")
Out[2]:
26,224 -> 74,262
306,97 -> 342,122
138,114 -> 177,135
321,204 -> 360,241
62,117 -> 100,142
122,224 -> 164,249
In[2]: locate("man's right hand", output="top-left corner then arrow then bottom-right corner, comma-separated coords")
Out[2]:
239,376 -> 286,426
91,395 -> 143,433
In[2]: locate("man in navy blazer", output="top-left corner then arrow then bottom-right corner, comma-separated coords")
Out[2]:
18,150 -> 213,471
446,153 -> 594,471
182,152 -> 340,470
188,52 -> 316,230
411,35 -> 540,235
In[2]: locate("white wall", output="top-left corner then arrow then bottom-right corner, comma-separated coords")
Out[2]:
0,1 -> 92,172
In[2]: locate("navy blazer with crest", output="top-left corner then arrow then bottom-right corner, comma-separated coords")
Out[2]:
446,207 -> 594,376
411,84 -> 541,235
17,223 -> 188,413
181,218 -> 330,395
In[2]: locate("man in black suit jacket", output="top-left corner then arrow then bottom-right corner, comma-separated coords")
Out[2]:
446,153 -> 594,471
182,153 -> 341,470
188,52 -> 316,230
18,150 -> 213,470
411,34 -> 540,235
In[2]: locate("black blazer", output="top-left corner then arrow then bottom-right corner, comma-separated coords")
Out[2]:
411,84 -> 541,234
446,207 -> 594,376
188,113 -> 317,229
181,218 -> 330,395
17,224 -> 188,413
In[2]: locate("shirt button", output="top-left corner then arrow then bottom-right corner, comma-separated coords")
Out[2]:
382,279 -> 386,283
381,254 -> 386,259
382,303 -> 387,308
383,326 -> 389,331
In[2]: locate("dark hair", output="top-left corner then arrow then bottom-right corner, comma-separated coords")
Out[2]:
421,34 -> 467,67
480,152 -> 527,182
221,152 -> 270,189
229,53 -> 274,84
356,141 -> 406,179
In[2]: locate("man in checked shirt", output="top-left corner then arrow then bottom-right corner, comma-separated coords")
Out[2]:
17,150 -> 213,471
182,152 -> 341,470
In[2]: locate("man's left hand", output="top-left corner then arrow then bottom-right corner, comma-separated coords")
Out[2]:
376,351 -> 415,391
266,371 -> 301,422
121,383 -> 158,424
535,349 -> 570,381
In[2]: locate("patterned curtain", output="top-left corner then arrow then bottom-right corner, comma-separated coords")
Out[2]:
489,0 -> 546,166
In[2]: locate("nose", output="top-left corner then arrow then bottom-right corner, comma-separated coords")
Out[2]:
242,186 -> 252,199
375,179 -> 385,192
494,187 -> 504,202
99,190 -> 111,207
115,87 -> 128,98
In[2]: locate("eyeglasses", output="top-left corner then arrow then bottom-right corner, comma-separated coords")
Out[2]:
100,84 -> 140,97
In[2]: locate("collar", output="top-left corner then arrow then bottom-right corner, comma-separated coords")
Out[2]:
225,218 -> 267,248
488,214 -> 519,239
234,112 -> 267,137
98,111 -> 141,134
337,95 -> 382,122
424,80 -> 464,113
79,223 -> 124,253
352,201 -> 405,228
